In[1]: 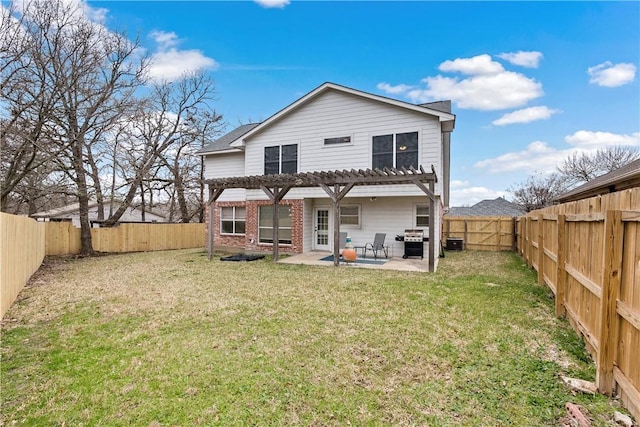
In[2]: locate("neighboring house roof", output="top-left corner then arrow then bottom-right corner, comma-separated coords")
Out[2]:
555,159 -> 640,203
228,82 -> 456,149
31,200 -> 167,221
447,197 -> 525,217
195,122 -> 261,156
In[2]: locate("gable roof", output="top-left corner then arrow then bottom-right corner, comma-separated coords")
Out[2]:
195,122 -> 261,156
447,197 -> 525,217
555,159 -> 640,203
228,82 -> 456,149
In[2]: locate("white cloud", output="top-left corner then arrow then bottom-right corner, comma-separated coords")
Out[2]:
376,82 -> 414,94
497,51 -> 543,68
450,180 -> 470,188
150,30 -> 180,49
450,184 -> 507,207
254,0 -> 290,8
588,61 -> 637,87
439,54 -> 504,75
376,54 -> 543,111
474,131 -> 639,175
408,71 -> 542,110
474,141 -> 565,174
492,106 -> 559,126
565,130 -> 640,149
147,30 -> 218,82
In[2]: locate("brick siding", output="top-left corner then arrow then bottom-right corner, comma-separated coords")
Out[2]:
205,199 -> 304,254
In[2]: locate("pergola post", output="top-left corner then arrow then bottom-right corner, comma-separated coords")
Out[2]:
261,185 -> 292,262
428,180 -> 436,272
412,177 -> 437,272
207,188 -> 225,261
320,182 -> 355,266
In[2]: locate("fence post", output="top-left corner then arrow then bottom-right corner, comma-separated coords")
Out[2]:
597,210 -> 623,395
538,213 -> 545,285
464,219 -> 468,249
526,217 -> 533,268
555,214 -> 566,317
512,217 -> 517,252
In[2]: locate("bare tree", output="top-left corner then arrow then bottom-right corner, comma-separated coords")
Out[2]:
1,1 -> 64,210
557,146 -> 640,188
102,72 -> 221,226
509,173 -> 566,212
2,0 -> 148,254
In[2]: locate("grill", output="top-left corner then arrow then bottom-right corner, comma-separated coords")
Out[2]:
402,229 -> 424,259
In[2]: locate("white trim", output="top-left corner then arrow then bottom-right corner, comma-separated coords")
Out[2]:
322,135 -> 354,148
414,203 -> 430,229
219,206 -> 246,236
339,204 -> 361,229
313,205 -> 332,251
197,148 -> 244,156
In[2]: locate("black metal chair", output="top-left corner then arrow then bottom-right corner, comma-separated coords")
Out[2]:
364,233 -> 388,259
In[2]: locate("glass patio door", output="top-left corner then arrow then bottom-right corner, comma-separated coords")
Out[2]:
314,207 -> 330,251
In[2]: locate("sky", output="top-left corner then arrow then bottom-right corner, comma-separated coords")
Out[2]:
45,1 -> 640,205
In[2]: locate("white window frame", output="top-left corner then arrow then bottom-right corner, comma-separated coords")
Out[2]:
258,205 -> 292,245
220,206 -> 246,235
322,135 -> 353,147
414,204 -> 430,228
339,204 -> 361,229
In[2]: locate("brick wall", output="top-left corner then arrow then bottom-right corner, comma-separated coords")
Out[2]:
206,199 -> 304,254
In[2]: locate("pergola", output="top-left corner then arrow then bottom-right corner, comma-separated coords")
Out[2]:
204,165 -> 439,272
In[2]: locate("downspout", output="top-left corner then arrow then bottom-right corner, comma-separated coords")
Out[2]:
442,131 -> 451,210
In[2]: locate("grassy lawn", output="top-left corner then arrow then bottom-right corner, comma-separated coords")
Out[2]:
0,249 -> 628,426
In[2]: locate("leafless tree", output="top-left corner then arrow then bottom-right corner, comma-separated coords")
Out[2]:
101,72 -> 222,226
2,0 -> 148,254
509,173 -> 566,212
557,146 -> 640,188
1,1 -> 64,210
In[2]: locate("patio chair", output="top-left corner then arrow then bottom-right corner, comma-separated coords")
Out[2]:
364,233 -> 388,259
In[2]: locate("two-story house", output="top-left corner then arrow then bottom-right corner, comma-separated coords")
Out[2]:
197,82 -> 455,270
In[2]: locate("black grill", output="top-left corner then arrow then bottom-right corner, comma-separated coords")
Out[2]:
402,229 -> 424,259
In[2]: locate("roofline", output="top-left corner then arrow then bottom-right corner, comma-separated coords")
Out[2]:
555,159 -> 640,203
230,82 -> 456,148
31,201 -> 167,219
195,147 -> 244,156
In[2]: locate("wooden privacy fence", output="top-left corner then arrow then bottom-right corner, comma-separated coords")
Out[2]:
516,188 -> 640,420
45,222 -> 206,255
1,216 -> 206,317
0,213 -> 45,318
443,216 -> 516,251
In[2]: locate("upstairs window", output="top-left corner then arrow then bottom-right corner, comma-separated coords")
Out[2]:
372,131 -> 418,169
324,136 -> 351,146
264,144 -> 298,175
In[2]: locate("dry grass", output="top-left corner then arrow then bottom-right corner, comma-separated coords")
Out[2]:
1,249 -> 629,426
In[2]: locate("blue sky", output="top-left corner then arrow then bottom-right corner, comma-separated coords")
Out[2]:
93,1 -> 638,205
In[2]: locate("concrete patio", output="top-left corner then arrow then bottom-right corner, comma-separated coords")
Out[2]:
277,251 -> 433,272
